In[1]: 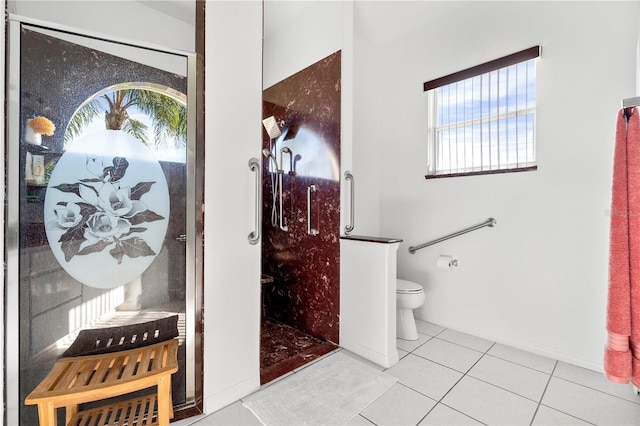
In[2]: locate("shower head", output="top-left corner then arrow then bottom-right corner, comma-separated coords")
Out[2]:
263,148 -> 279,171
262,116 -> 283,140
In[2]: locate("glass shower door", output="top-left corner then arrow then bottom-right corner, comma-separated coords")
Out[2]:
6,19 -> 200,424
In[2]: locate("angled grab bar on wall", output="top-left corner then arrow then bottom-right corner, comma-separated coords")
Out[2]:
408,218 -> 497,254
248,157 -> 262,245
344,171 -> 354,234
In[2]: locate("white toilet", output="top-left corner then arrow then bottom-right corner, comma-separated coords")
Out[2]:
396,279 -> 425,340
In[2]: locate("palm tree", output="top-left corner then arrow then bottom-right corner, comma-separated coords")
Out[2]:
65,89 -> 187,148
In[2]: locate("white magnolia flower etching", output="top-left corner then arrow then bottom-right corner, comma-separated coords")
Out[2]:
47,155 -> 164,264
97,185 -> 146,218
48,202 -> 83,230
84,212 -> 131,244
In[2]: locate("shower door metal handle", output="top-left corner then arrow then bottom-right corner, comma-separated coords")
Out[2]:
344,171 -> 354,234
248,157 -> 262,245
307,184 -> 319,236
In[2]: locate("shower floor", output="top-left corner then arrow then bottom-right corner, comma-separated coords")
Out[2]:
260,317 -> 337,384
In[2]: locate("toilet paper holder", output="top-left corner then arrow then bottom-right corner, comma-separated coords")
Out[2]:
436,255 -> 458,270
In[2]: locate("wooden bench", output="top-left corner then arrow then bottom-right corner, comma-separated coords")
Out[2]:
25,316 -> 179,426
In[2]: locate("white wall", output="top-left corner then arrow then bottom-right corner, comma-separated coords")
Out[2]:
263,1 -> 344,89
350,15 -> 382,235
203,0 -> 262,413
356,1 -> 639,371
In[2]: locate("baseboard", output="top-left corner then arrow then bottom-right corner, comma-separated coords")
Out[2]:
203,374 -> 260,415
340,338 -> 399,368
413,312 -> 603,373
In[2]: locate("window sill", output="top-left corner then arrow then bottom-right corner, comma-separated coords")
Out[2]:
425,165 -> 537,180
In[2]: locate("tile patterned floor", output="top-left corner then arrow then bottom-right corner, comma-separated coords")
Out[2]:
188,320 -> 640,425
260,317 -> 337,384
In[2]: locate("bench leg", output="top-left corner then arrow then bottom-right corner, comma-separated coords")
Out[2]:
37,402 -> 56,426
65,404 -> 79,425
157,376 -> 172,426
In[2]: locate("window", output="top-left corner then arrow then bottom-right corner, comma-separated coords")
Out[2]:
424,46 -> 540,178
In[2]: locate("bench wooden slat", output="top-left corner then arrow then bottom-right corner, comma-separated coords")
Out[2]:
120,352 -> 139,379
103,354 -> 127,383
74,358 -> 101,389
54,360 -> 86,392
87,358 -> 110,388
68,394 -> 160,426
138,348 -> 154,377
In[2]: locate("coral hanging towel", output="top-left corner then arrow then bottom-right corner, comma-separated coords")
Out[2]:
605,107 -> 640,387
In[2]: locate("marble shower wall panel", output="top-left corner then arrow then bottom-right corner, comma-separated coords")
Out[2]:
262,51 -> 341,344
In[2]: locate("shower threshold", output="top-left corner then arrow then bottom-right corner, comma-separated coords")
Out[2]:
260,317 -> 337,384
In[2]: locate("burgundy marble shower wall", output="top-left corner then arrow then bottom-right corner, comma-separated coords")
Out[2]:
262,51 -> 341,344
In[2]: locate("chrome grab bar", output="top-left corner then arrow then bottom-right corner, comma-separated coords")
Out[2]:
408,218 -> 496,254
307,184 -> 319,235
344,171 -> 354,234
248,157 -> 262,245
278,171 -> 288,231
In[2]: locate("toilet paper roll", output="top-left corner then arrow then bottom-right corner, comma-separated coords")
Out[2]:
436,255 -> 458,270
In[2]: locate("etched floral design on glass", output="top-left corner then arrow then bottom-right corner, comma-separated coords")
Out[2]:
44,130 -> 170,289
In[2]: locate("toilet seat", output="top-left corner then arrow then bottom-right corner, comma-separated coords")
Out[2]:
397,279 -> 423,294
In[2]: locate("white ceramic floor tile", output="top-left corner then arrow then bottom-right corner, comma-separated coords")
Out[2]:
418,403 -> 483,425
442,376 -> 538,425
413,338 -> 484,373
415,319 -> 446,337
397,332 -> 432,353
437,329 -> 494,353
347,414 -> 376,425
532,405 -> 591,425
468,354 -> 551,401
386,354 -> 463,400
542,377 -> 640,425
398,348 -> 410,359
554,361 -> 640,405
361,383 -> 437,426
191,401 -> 261,425
488,343 -> 556,374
